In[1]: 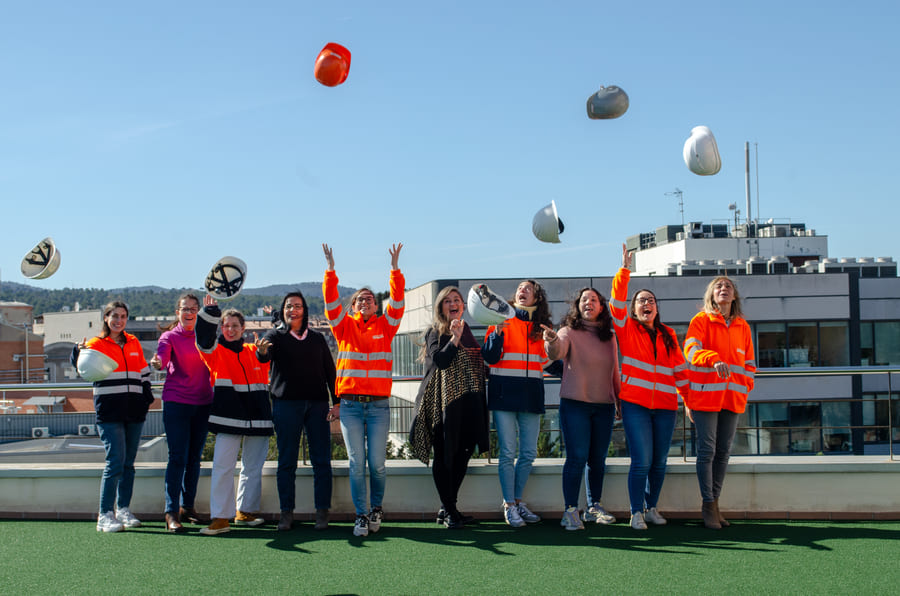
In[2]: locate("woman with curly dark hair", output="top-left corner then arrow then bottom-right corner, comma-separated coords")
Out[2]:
543,288 -> 620,531
482,280 -> 553,527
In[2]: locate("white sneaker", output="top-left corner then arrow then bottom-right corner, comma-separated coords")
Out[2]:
644,507 -> 667,526
353,515 -> 369,537
582,502 -> 617,525
368,508 -> 383,533
517,502 -> 541,524
560,506 -> 584,531
97,511 -> 124,533
115,507 -> 141,528
503,502 -> 525,528
630,511 -> 648,530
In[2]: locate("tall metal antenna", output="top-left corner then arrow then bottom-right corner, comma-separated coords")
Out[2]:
665,188 -> 684,226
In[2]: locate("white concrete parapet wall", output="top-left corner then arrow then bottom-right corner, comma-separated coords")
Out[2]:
2,456 -> 898,521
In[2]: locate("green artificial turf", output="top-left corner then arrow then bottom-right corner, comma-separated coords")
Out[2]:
3,519 -> 899,595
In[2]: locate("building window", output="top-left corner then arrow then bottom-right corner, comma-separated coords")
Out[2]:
819,322 -> 849,366
873,322 -> 900,366
756,323 -> 787,367
787,322 -> 817,366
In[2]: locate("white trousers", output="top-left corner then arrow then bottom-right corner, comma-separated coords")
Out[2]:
209,433 -> 269,519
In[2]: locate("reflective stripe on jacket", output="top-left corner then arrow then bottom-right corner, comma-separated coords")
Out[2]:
609,268 -> 689,411
323,268 -> 405,398
683,310 -> 756,413
196,306 -> 273,436
484,315 -> 548,413
85,333 -> 152,424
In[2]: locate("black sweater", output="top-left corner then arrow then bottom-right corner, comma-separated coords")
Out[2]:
257,327 -> 337,403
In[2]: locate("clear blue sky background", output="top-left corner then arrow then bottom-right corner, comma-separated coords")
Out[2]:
2,1 -> 897,293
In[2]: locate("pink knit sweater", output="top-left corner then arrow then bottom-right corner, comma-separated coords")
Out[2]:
545,323 -> 620,404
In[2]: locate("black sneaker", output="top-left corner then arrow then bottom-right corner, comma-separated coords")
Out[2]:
369,507 -> 383,533
436,508 -> 448,524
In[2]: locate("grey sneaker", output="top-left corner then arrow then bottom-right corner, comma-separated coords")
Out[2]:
97,511 -> 124,533
115,507 -> 141,528
368,507 -> 383,533
517,502 -> 541,524
644,507 -> 667,525
560,506 -> 584,531
314,509 -> 329,531
277,511 -> 293,532
503,502 -> 525,528
353,515 -> 369,537
583,502 -> 616,525
630,511 -> 648,530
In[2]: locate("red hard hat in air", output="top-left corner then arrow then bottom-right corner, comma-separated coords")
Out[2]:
314,43 -> 351,87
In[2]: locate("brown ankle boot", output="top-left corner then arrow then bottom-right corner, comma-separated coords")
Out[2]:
702,501 -> 721,530
713,499 -> 730,527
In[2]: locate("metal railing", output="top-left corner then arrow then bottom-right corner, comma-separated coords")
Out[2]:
1,367 -> 897,461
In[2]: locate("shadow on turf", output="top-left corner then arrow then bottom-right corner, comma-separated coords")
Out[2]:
236,519 -> 900,555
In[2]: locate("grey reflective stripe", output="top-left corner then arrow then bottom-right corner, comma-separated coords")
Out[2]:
198,342 -> 216,354
214,379 -> 268,392
621,356 -> 674,376
327,308 -> 346,327
389,298 -> 404,310
611,311 -> 627,327
198,309 -> 220,324
689,364 -> 716,374
673,363 -> 688,374
370,352 -> 393,362
208,415 -> 274,429
690,381 -> 728,392
627,376 -> 677,394
368,370 -> 392,379
104,371 -> 129,381
337,369 -> 367,378
338,351 -> 392,363
675,378 -> 689,388
610,297 -> 627,310
385,314 -> 402,326
325,298 -> 341,311
215,378 -> 234,387
93,384 -> 142,396
684,338 -> 701,360
339,351 -> 368,362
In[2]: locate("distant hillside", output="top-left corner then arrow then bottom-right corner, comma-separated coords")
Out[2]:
0,280 -> 358,317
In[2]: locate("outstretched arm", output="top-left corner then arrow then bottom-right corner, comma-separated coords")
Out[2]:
389,242 -> 403,271
323,243 -> 335,272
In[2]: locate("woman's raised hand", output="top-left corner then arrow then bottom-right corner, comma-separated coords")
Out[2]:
323,243 -> 335,271
541,324 -> 558,342
204,294 -> 217,308
254,333 -> 272,356
622,243 -> 633,270
449,318 -> 464,345
389,243 -> 403,270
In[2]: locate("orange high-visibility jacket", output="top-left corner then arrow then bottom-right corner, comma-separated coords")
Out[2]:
683,310 -> 756,413
485,315 -> 549,413
323,268 -> 405,398
196,306 -> 273,436
610,268 -> 689,410
84,333 -> 153,423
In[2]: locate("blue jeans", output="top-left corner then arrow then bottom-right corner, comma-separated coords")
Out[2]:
163,400 -> 211,514
692,410 -> 740,502
339,398 -> 390,516
97,421 -> 144,513
273,399 -> 333,512
493,410 -> 541,503
559,398 -> 615,509
621,400 -> 677,513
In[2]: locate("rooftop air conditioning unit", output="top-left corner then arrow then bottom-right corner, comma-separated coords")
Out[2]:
32,427 -> 50,438
78,424 -> 98,436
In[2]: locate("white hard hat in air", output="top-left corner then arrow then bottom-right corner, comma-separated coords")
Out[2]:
683,126 -> 721,176
205,256 -> 247,300
467,283 -> 517,326
532,200 -> 565,244
76,349 -> 118,382
21,237 -> 61,280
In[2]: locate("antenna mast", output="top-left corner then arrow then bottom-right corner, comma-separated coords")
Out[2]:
665,188 -> 684,226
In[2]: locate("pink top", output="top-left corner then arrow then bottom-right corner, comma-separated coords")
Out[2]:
156,323 -> 213,405
546,324 -> 620,404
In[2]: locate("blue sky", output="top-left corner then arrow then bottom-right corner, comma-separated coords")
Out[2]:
2,1 -> 898,293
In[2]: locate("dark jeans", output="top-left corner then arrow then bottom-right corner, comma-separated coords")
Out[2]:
163,400 -> 211,514
97,421 -> 144,513
431,426 -> 474,512
692,409 -> 740,503
559,398 -> 615,509
621,400 -> 677,513
273,399 -> 333,512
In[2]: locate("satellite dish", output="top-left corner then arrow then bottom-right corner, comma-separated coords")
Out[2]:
204,256 -> 247,301
21,237 -> 61,279
683,126 -> 722,175
314,43 -> 351,87
532,200 -> 565,243
586,85 -> 629,120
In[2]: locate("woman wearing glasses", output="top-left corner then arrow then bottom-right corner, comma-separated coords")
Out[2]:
322,242 -> 404,537
151,294 -> 213,532
610,245 -> 690,530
